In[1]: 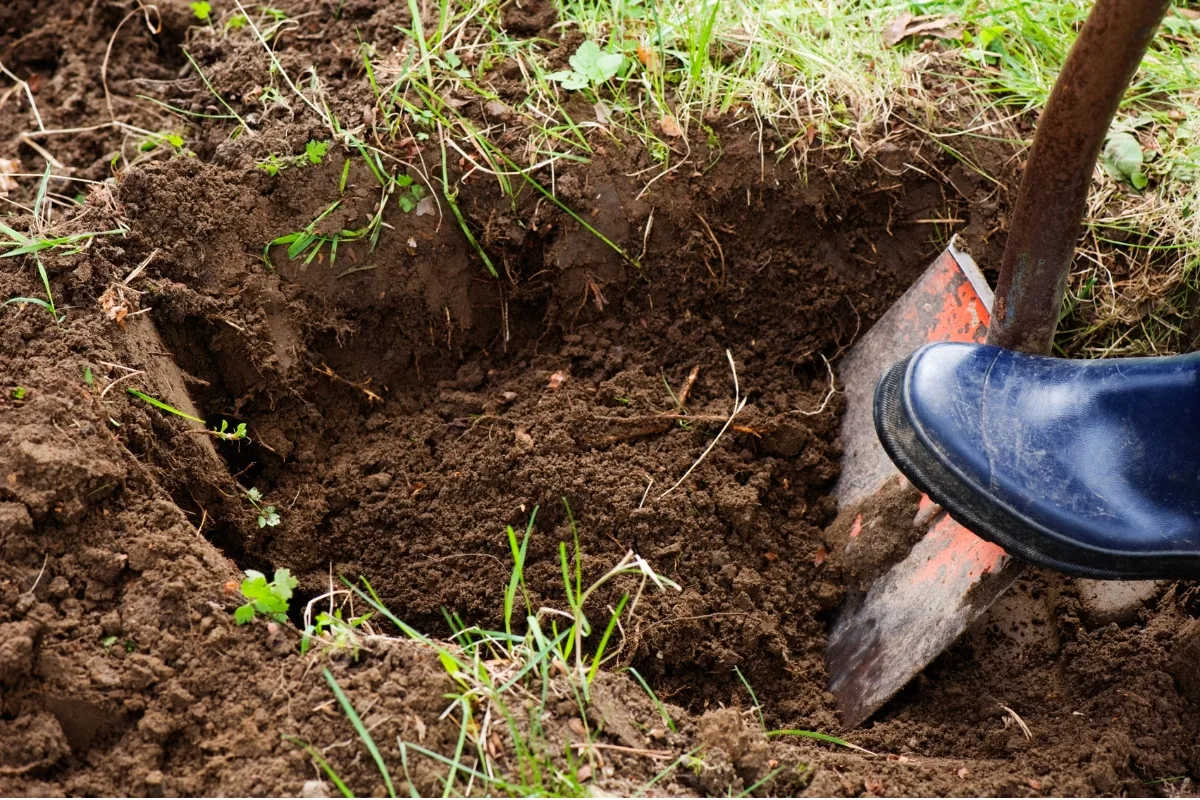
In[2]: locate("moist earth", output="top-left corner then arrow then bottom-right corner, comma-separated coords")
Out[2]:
2,0 -> 1200,796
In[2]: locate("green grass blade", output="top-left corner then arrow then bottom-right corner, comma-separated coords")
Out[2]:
633,748 -> 698,797
624,667 -> 676,733
736,764 -> 787,798
323,668 -> 397,798
126,388 -> 205,424
733,665 -> 765,730
442,698 -> 470,798
767,729 -> 876,755
32,163 -> 51,225
3,297 -> 53,310
283,735 -> 356,798
397,741 -> 421,799
587,592 -> 628,687
181,47 -> 249,129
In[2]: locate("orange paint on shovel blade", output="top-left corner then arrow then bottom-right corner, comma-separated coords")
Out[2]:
911,514 -> 1008,585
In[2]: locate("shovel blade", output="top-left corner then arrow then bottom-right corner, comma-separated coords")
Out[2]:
826,239 -> 1019,727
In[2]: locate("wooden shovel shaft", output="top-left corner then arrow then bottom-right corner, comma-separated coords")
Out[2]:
988,0 -> 1171,355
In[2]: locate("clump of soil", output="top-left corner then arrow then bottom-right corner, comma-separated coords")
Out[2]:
3,0 -> 1200,796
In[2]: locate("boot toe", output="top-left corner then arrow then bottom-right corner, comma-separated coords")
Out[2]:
875,342 -> 1200,578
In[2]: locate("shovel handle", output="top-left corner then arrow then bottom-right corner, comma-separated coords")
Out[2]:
988,0 -> 1170,355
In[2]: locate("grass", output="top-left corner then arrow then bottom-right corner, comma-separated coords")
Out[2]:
194,0 -> 1196,355
288,503 -> 685,797
4,0 -> 1198,353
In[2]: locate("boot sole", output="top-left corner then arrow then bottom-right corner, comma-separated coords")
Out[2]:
874,356 -> 1199,581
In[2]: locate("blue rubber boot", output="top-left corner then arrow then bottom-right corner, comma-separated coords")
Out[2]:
873,342 -> 1200,579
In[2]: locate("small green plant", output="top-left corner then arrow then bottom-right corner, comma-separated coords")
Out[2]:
100,635 -> 118,650
234,567 -> 298,624
224,12 -> 248,30
394,174 -> 427,213
548,41 -> 625,91
1101,131 -> 1149,190
256,140 -> 331,176
189,1 -> 212,21
300,608 -> 374,657
11,386 -> 27,401
305,139 -> 329,165
211,419 -> 249,442
137,131 -> 185,153
83,366 -> 94,387
245,487 -> 281,528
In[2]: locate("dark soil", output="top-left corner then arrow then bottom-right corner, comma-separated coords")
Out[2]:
3,0 -> 1200,796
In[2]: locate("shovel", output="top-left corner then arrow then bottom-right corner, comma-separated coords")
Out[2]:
824,0 -> 1172,728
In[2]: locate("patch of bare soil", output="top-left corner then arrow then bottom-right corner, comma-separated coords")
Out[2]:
2,1 -> 1199,796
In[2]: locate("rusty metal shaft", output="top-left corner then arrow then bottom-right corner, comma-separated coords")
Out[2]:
988,0 -> 1170,355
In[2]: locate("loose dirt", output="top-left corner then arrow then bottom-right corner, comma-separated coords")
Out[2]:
2,1 -> 1199,796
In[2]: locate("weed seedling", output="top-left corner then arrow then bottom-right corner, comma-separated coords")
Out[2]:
234,567 -> 298,624
548,41 -> 626,92
306,139 -> 329,165
300,609 -> 373,657
11,386 -> 27,401
256,140 -> 331,176
394,174 -> 427,213
189,1 -> 212,21
211,419 -> 249,442
245,487 -> 281,528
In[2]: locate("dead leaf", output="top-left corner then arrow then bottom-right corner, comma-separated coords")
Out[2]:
577,764 -> 593,782
957,767 -> 969,779
0,158 -> 21,195
884,13 -> 964,46
636,44 -> 659,72
660,114 -> 682,138
864,777 -> 884,795
547,371 -> 566,390
415,196 -> 435,217
814,545 -> 827,567
568,717 -> 587,737
594,101 -> 612,125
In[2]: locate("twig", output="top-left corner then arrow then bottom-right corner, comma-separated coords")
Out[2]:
638,479 -> 653,509
100,369 -> 146,398
659,350 -> 748,499
696,213 -> 726,285
124,248 -> 158,284
0,63 -> 44,131
17,136 -> 62,168
639,208 -> 655,262
571,742 -> 675,760
103,5 -> 161,122
1000,705 -> 1033,740
21,554 -> 49,597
